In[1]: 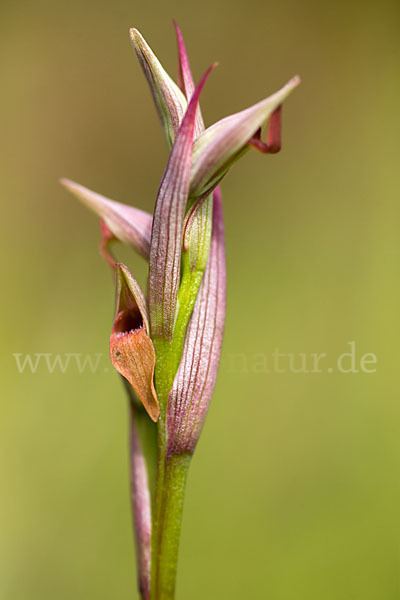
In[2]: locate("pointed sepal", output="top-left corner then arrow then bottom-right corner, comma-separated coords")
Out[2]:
173,21 -> 205,137
130,28 -> 188,148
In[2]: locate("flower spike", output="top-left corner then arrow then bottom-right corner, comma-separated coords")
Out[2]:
110,263 -> 159,422
63,25 -> 300,598
148,64 -> 216,340
167,187 -> 226,454
60,179 -> 152,259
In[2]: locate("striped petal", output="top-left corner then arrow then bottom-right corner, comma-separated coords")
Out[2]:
60,179 -> 152,259
148,65 -> 215,340
130,28 -> 188,148
167,187 -> 226,455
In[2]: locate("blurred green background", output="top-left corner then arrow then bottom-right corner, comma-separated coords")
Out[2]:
1,0 -> 400,598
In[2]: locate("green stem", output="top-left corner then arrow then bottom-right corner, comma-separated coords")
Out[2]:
150,447 -> 191,599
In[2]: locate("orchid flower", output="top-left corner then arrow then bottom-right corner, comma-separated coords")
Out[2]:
61,23 -> 299,600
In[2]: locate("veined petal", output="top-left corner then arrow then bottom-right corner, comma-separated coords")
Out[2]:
167,187 -> 226,455
110,264 -> 159,422
60,179 -> 152,259
148,65 -> 216,340
190,75 -> 301,198
130,28 -> 188,148
173,21 -> 205,137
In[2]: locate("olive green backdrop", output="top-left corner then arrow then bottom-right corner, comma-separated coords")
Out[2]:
1,0 -> 399,598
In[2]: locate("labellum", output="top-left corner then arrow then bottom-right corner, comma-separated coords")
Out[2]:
110,264 -> 159,422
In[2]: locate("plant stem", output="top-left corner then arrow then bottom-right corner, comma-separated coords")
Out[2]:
150,442 -> 191,599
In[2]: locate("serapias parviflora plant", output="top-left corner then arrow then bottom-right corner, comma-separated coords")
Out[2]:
61,22 -> 300,600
